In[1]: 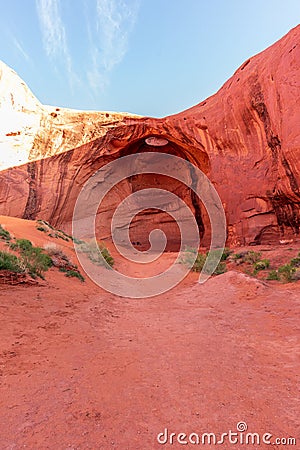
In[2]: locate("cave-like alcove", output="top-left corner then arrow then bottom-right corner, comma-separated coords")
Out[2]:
95,135 -> 210,251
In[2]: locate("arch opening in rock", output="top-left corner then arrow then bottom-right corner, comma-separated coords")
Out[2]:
94,137 -> 211,252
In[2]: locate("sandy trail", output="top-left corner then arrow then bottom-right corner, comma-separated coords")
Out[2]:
0,264 -> 299,449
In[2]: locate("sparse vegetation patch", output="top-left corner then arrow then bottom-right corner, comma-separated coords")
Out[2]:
77,241 -> 114,268
0,251 -> 23,272
180,247 -> 227,275
59,267 -> 85,282
9,238 -> 52,278
0,224 -> 11,241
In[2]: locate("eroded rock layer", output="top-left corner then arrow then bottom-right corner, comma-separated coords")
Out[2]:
0,26 -> 299,247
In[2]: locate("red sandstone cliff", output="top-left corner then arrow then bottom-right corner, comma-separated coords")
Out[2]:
0,26 -> 299,246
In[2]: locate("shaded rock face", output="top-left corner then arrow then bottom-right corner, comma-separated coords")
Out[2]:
0,26 -> 299,248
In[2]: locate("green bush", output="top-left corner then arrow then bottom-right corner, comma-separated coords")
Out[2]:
10,239 -> 52,278
267,270 -> 280,281
21,247 -> 52,278
78,241 -> 114,268
181,248 -> 227,275
254,259 -> 270,271
99,245 -> 114,267
290,253 -> 300,267
0,251 -> 23,272
293,268 -> 300,281
232,252 -> 244,261
0,224 -> 11,241
57,230 -> 72,241
72,237 -> 85,245
205,249 -> 228,275
36,226 -> 47,232
212,261 -> 227,275
192,252 -> 207,272
206,247 -> 232,261
54,233 -> 70,242
64,270 -> 85,282
220,247 -> 232,261
10,238 -> 33,252
36,220 -> 74,242
278,264 -> 296,283
37,219 -> 54,230
180,247 -> 201,270
59,267 -> 84,282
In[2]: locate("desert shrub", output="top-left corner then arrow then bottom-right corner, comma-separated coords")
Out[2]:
244,268 -> 256,277
44,243 -> 77,271
99,246 -> 114,267
43,242 -> 66,258
0,224 -> 11,241
10,238 -> 33,252
267,270 -> 280,281
37,219 -> 54,230
232,252 -> 244,261
36,226 -> 47,232
204,251 -> 227,275
180,247 -> 198,269
181,248 -> 227,275
47,231 -> 68,241
37,220 -> 84,245
293,269 -> 300,281
72,237 -> 85,245
59,267 -> 84,282
0,251 -> 23,272
244,251 -> 262,264
54,233 -> 70,242
253,259 -> 270,271
64,270 -> 85,282
278,264 -> 296,283
220,247 -> 232,261
290,252 -> 300,267
22,247 -> 52,278
212,261 -> 227,275
78,241 -> 114,268
10,239 -> 52,278
192,252 -> 207,272
206,247 -> 232,261
37,220 -> 74,242
57,230 -> 73,241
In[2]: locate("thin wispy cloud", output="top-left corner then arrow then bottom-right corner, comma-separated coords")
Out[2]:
35,0 -> 74,89
87,0 -> 140,93
12,36 -> 31,62
35,0 -> 139,101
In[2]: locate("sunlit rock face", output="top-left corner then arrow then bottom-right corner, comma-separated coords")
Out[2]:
0,25 -> 299,247
0,61 -> 42,169
0,60 -> 140,170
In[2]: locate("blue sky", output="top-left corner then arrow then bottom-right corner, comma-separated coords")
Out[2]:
1,1 -> 299,117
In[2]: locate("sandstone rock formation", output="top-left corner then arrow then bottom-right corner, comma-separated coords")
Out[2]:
0,61 -> 140,170
0,25 -> 299,247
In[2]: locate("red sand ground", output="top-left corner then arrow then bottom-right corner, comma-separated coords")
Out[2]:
0,216 -> 299,449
